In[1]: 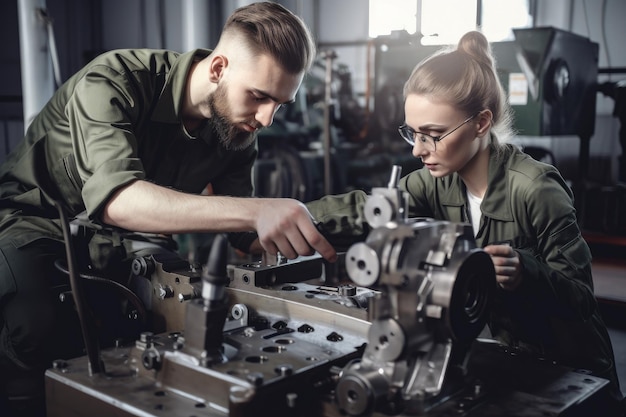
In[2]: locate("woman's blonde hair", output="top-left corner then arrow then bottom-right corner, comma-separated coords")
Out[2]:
403,31 -> 515,145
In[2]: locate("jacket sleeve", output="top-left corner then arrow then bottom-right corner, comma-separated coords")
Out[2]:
305,190 -> 371,250
306,170 -> 437,249
512,168 -> 597,321
65,64 -> 149,219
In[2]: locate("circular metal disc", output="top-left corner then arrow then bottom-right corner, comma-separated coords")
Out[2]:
345,243 -> 380,287
364,195 -> 394,228
368,319 -> 405,362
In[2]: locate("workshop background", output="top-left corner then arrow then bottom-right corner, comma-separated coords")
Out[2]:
1,0 -> 626,218
1,0 -> 625,395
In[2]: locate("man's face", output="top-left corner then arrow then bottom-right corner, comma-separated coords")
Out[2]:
207,80 -> 258,151
206,53 -> 304,151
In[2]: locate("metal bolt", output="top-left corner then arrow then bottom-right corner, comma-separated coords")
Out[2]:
157,285 -> 174,299
339,285 -> 357,296
142,348 -> 161,370
286,392 -> 298,408
230,386 -> 254,404
140,332 -> 154,343
178,293 -> 192,302
231,304 -> 247,320
246,372 -> 264,386
275,364 -> 293,377
58,291 -> 73,303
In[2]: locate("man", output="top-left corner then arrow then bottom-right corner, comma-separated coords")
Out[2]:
0,2 -> 336,415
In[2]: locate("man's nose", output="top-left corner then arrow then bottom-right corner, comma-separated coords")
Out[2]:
255,102 -> 281,127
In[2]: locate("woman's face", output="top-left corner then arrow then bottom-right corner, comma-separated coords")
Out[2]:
404,94 -> 482,178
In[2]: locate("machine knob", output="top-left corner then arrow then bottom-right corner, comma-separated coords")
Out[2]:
131,256 -> 155,276
202,234 -> 230,302
336,362 -> 389,416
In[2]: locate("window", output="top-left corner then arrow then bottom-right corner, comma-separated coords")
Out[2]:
420,0 -> 477,45
480,0 -> 533,42
368,0 -> 532,43
368,0 -> 418,38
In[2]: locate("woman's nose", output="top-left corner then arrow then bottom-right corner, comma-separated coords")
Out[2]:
412,140 -> 429,158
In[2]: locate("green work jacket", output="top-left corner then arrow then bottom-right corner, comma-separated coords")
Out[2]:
307,143 -> 619,392
0,49 -> 256,248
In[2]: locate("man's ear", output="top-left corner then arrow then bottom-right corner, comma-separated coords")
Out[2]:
476,109 -> 493,137
209,54 -> 228,82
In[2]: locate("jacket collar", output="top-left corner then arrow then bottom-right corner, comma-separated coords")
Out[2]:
152,49 -> 212,124
439,142 -> 515,222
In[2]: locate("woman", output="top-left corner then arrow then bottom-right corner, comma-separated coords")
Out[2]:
307,30 -> 624,414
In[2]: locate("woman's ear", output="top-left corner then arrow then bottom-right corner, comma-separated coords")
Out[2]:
476,109 -> 493,137
208,54 -> 228,82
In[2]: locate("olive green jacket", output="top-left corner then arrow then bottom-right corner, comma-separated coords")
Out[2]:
0,49 -> 257,249
308,143 -> 619,391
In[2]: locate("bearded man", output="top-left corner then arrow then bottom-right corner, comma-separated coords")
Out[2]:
0,3 -> 336,416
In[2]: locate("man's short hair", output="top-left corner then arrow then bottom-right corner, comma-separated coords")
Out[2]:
222,2 -> 316,74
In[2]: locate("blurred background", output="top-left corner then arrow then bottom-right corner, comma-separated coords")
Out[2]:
1,0 -> 625,243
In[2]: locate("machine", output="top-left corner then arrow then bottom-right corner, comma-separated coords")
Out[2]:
45,167 -> 610,417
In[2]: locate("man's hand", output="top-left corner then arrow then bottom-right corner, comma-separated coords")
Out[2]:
483,244 -> 522,290
255,199 -> 337,263
103,181 -> 337,262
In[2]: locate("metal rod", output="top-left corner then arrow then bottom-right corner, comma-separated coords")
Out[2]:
17,0 -> 55,130
387,165 -> 402,189
322,50 -> 336,196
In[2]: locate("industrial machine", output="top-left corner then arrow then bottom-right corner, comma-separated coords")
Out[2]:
45,167 -> 609,417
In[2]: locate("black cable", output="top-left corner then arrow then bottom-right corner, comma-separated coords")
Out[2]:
53,259 -> 148,323
55,201 -> 104,375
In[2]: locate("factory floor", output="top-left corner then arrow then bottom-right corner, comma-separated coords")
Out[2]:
588,233 -> 626,398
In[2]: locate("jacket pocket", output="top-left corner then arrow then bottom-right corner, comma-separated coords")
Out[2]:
555,222 -> 591,270
0,245 -> 17,298
53,154 -> 84,212
63,154 -> 83,191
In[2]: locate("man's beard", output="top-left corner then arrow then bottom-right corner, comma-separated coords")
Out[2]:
207,83 -> 258,151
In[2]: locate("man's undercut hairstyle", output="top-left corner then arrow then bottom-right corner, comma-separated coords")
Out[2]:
222,2 -> 316,74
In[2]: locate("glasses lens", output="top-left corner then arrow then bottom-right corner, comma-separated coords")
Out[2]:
398,125 -> 436,151
418,134 -> 436,152
399,125 -> 414,146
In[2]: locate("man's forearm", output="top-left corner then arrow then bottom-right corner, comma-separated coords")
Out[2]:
102,179 -> 258,234
102,179 -> 338,262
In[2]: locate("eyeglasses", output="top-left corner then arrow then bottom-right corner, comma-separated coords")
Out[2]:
398,113 -> 478,152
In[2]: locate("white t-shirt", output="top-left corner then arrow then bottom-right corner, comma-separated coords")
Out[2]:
466,189 -> 483,237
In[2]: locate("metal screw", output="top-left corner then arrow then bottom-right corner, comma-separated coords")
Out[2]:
286,392 -> 298,408
275,364 -> 293,377
339,285 -> 357,296
140,332 -> 154,343
157,285 -> 174,299
246,372 -> 264,386
178,293 -> 192,302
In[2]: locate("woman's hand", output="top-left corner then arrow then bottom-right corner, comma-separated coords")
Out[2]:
483,244 -> 522,290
